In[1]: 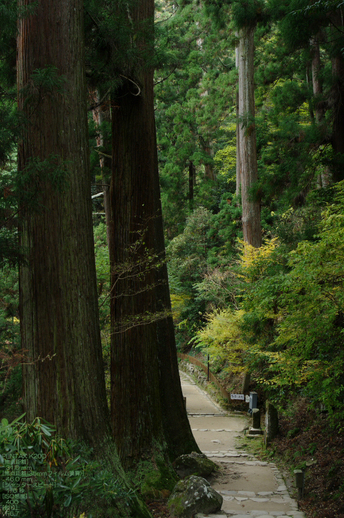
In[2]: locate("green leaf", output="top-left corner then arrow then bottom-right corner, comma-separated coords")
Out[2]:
64,494 -> 72,507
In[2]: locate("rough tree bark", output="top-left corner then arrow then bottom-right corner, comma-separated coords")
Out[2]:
110,66 -> 165,468
153,158 -> 200,462
109,0 -> 199,470
17,0 -> 111,445
237,25 -> 262,248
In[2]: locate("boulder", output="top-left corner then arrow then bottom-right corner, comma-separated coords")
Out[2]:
168,475 -> 223,518
173,452 -> 217,479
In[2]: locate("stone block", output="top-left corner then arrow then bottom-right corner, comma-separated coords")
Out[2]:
264,400 -> 279,446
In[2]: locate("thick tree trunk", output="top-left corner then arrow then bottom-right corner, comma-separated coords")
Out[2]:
17,0 -> 111,445
110,63 -> 166,467
153,159 -> 201,461
109,0 -> 199,468
17,4 -> 153,516
237,25 -> 262,247
110,72 -> 199,466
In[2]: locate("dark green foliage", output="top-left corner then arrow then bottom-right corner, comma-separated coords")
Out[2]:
209,193 -> 242,255
0,366 -> 22,422
0,265 -> 19,345
0,101 -> 20,166
0,0 -> 22,265
231,0 -> 266,28
84,0 -> 155,91
277,0 -> 322,49
155,2 -> 236,237
0,0 -> 17,90
0,416 -> 135,517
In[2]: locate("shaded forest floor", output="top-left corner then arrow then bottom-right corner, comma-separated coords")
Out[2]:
146,500 -> 171,518
272,400 -> 344,518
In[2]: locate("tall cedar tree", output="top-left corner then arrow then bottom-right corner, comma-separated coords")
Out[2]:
109,0 -> 199,466
18,0 -> 115,451
237,23 -> 262,247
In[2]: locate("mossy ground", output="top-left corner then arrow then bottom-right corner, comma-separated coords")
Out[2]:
128,452 -> 179,501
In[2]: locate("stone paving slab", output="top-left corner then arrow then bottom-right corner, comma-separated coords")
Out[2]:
181,376 -> 225,415
191,427 -> 245,453
179,371 -> 306,518
190,415 -> 248,431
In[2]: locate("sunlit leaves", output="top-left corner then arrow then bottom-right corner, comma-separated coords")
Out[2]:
192,308 -> 247,373
240,183 -> 344,416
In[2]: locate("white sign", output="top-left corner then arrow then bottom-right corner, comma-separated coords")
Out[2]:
230,394 -> 245,400
245,395 -> 250,403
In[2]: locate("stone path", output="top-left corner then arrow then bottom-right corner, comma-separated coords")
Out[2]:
180,371 -> 306,518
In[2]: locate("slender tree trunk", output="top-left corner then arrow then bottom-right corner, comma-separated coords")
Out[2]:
237,25 -> 261,247
236,90 -> 241,197
203,143 -> 215,181
311,37 -> 324,124
90,88 -> 112,243
311,36 -> 330,188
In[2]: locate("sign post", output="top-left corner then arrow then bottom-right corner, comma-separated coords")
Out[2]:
230,394 -> 245,401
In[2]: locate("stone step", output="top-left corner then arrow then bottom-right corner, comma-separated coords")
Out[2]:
180,372 -> 305,518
